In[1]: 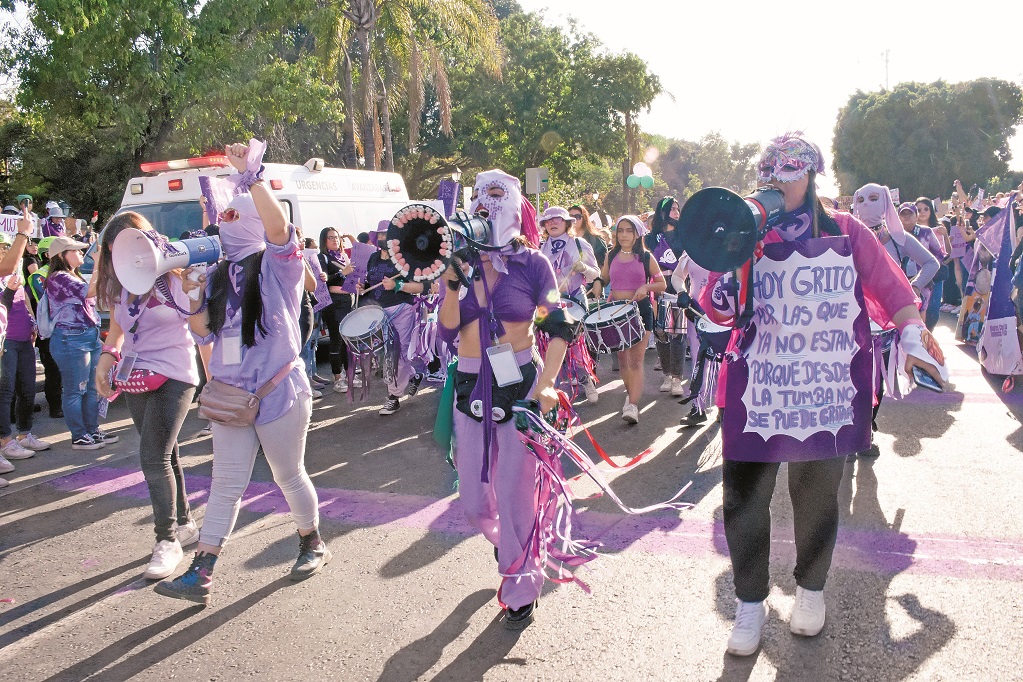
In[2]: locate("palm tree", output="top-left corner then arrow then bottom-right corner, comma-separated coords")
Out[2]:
312,0 -> 501,171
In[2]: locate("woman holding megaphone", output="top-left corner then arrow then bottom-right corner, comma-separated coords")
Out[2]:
693,134 -> 948,656
153,141 -> 331,606
94,213 -> 202,581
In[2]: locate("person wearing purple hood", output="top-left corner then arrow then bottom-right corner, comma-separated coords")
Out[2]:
155,142 -> 330,606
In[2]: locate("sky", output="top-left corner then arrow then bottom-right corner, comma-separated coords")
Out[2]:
518,0 -> 1023,196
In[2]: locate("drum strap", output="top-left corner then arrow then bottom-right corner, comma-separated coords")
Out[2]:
470,255 -> 502,483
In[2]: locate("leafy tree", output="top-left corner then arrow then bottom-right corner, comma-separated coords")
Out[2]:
833,78 -> 1023,199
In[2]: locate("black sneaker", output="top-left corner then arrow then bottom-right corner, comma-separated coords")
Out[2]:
290,530 -> 333,581
154,551 -> 217,606
49,408 -> 63,419
504,601 -> 537,630
71,435 -> 104,450
406,373 -> 425,397
92,430 -> 119,444
379,395 -> 400,416
680,406 -> 708,427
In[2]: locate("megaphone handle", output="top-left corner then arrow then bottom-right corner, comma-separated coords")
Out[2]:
187,264 -> 206,301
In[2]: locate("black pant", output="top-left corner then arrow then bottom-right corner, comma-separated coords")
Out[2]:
0,339 -> 37,437
320,293 -> 353,375
125,379 -> 196,543
37,337 -> 62,413
723,457 -> 846,602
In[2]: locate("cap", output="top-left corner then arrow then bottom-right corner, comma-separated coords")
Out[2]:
538,206 -> 574,226
897,202 -> 917,214
2,205 -> 17,215
47,235 -> 90,259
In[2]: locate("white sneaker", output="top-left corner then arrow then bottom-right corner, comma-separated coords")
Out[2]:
199,422 -> 214,436
352,374 -> 363,388
0,454 -> 13,475
333,378 -> 349,394
622,396 -> 630,415
659,376 -> 673,392
671,377 -> 685,397
311,388 -> 323,399
727,599 -> 767,656
2,438 -> 35,461
143,539 -> 184,580
19,433 -> 51,451
622,402 -> 639,424
0,476 -> 7,488
583,380 -> 599,403
175,520 -> 200,547
790,586 -> 826,636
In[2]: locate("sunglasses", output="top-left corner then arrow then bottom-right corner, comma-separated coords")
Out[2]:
568,213 -> 583,219
326,235 -> 341,241
218,208 -> 240,223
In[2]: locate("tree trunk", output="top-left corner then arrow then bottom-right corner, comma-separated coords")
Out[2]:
340,44 -> 358,169
356,27 -> 376,170
379,71 -> 394,172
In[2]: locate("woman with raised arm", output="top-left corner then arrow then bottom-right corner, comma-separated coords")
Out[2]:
155,142 -> 330,606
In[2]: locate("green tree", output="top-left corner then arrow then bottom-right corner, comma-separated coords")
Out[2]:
833,78 -> 1023,198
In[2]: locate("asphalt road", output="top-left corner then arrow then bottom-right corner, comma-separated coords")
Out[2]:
1,316 -> 1022,681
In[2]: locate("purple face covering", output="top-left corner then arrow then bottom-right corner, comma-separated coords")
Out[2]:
756,133 -> 826,184
220,193 -> 267,262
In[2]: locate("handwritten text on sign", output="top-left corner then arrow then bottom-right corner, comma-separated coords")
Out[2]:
743,249 -> 861,441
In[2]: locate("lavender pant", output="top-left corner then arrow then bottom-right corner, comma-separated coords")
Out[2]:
383,303 -> 426,396
453,349 -> 543,609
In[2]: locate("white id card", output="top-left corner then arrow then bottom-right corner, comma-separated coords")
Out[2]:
486,343 -> 523,387
221,331 -> 242,366
114,352 -> 138,383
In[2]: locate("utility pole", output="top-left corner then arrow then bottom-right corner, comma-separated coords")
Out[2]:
882,49 -> 890,90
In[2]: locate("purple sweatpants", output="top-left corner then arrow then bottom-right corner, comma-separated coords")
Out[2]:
452,352 -> 543,610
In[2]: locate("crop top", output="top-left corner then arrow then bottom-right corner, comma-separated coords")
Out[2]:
608,252 -> 648,291
443,248 -> 559,340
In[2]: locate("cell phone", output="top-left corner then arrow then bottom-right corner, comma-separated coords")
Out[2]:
912,366 -> 943,393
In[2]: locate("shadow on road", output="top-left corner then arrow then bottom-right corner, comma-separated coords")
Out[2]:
377,588 -> 499,681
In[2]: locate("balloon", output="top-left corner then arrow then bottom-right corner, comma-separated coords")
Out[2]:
626,174 -> 641,189
632,162 -> 651,176
640,175 -> 654,189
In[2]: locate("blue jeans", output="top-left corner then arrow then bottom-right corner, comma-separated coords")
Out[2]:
49,326 -> 101,440
303,311 -> 320,379
925,278 -> 944,331
0,339 -> 37,438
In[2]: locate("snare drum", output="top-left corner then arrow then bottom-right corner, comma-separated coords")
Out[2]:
561,296 -> 588,323
696,317 -> 733,356
340,306 -> 392,356
583,301 -> 645,354
655,293 -> 686,341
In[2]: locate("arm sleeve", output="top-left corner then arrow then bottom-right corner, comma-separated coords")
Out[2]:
901,234 -> 940,290
0,286 -> 14,312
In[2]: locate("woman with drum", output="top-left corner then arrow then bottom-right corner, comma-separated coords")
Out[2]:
701,135 -> 947,656
155,142 -> 330,605
437,169 -> 570,630
317,227 -> 360,393
538,206 -> 600,402
646,196 -> 688,398
597,215 -> 666,424
357,230 -> 427,415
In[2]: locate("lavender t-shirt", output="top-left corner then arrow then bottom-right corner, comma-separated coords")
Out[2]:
114,273 -> 200,386
0,281 -> 34,342
194,226 -> 310,425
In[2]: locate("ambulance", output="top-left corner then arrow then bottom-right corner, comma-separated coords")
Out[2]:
111,154 -> 420,240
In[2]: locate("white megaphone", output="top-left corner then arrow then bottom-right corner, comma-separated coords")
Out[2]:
112,228 -> 221,298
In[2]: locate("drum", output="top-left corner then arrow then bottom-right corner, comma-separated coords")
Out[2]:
655,293 -> 686,341
870,321 -> 897,354
583,301 -> 644,354
561,296 -> 588,323
696,317 -> 733,356
340,306 -> 392,356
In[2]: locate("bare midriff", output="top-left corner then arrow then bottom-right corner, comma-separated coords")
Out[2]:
456,318 -> 535,359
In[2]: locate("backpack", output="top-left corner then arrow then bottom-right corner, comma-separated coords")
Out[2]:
36,291 -> 55,339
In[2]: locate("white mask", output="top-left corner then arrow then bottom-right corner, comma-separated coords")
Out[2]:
853,183 -> 905,245
469,170 -> 522,248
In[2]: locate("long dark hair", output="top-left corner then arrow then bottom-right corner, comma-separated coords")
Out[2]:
319,226 -> 339,255
95,212 -> 149,310
206,251 -> 267,347
607,216 -> 649,267
914,197 -> 939,228
807,172 -> 842,237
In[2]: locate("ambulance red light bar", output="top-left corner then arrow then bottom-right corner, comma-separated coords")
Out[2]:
140,155 -> 231,173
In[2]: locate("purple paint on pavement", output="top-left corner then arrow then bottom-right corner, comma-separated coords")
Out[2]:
52,467 -> 1023,582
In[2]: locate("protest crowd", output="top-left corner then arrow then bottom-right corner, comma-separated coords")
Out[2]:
1,133 -> 1021,654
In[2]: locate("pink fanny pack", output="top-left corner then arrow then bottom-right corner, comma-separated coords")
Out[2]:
115,369 -> 169,394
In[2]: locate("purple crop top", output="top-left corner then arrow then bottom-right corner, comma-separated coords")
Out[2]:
609,253 -> 648,291
440,249 -> 558,341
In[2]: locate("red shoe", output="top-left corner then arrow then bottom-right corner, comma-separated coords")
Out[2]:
1002,376 -> 1015,393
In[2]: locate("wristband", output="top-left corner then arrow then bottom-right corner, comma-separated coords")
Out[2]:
897,317 -> 925,333
395,279 -> 404,293
446,279 -> 461,292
